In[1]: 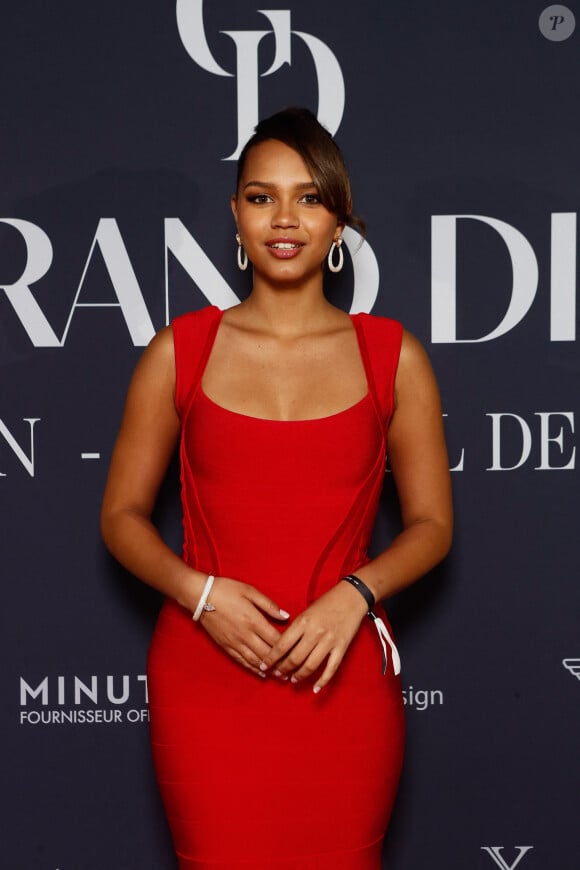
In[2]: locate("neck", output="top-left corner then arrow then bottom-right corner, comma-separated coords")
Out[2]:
239,274 -> 338,336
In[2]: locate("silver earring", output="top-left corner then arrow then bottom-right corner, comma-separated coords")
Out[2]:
236,233 -> 248,271
327,239 -> 344,273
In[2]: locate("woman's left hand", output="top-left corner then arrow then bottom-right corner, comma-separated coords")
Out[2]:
258,581 -> 369,692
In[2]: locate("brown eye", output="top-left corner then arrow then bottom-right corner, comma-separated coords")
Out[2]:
246,193 -> 272,204
300,193 -> 321,204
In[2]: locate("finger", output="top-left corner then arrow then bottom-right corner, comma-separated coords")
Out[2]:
246,588 -> 290,621
287,646 -> 328,684
238,638 -> 275,671
259,624 -> 304,671
236,592 -> 289,646
202,592 -> 283,647
253,619 -> 285,648
227,647 -> 268,679
232,607 -> 284,648
290,645 -> 342,683
312,649 -> 344,694
271,635 -> 317,678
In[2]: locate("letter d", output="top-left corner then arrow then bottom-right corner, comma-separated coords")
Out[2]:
431,215 -> 538,343
486,413 -> 532,471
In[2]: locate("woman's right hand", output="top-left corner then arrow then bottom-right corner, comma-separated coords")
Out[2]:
199,577 -> 290,676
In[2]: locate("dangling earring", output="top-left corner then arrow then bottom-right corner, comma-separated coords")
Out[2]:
328,238 -> 344,273
236,233 -> 248,271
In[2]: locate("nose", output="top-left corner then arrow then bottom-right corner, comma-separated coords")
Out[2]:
271,196 -> 299,229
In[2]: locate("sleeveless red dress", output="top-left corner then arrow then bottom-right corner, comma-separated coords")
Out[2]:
147,307 -> 405,869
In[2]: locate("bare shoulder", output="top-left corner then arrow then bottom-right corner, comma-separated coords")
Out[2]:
399,328 -> 432,369
395,329 -> 442,410
144,324 -> 175,362
131,325 -> 175,383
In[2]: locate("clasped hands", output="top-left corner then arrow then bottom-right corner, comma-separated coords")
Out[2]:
199,576 -> 369,693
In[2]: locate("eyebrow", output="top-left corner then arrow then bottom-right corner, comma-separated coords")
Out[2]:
242,180 -> 318,191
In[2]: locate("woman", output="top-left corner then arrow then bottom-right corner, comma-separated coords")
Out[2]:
101,107 -> 452,869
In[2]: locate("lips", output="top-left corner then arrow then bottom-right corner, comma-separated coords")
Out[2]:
265,238 -> 305,258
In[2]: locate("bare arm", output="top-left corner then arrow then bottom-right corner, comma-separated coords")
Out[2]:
260,330 -> 453,689
354,329 -> 453,598
100,327 -> 289,675
100,327 -> 194,606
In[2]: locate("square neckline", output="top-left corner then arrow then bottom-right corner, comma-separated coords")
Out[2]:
198,308 -> 372,424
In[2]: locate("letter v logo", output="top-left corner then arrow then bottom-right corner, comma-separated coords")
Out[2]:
481,846 -> 534,869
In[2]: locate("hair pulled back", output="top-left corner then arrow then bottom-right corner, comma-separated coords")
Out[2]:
236,107 -> 366,236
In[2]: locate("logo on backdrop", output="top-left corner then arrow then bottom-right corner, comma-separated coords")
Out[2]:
563,658 -> 580,681
0,418 -> 39,477
431,213 -> 577,342
0,218 -> 378,346
481,846 -> 534,870
539,6 -> 576,41
3,209 -> 578,348
19,674 -> 149,726
3,409 -> 576,477
176,0 -> 345,159
485,412 -> 575,471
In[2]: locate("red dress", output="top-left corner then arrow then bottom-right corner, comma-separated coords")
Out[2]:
147,307 -> 405,868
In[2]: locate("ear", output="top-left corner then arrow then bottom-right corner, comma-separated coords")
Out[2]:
231,194 -> 238,224
334,220 -> 345,243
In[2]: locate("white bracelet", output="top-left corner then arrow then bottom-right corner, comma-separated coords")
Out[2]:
192,574 -> 216,622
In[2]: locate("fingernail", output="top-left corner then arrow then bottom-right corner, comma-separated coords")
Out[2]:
258,671 -> 266,679
259,662 -> 268,672
313,685 -> 321,694
279,609 -> 290,619
290,676 -> 298,684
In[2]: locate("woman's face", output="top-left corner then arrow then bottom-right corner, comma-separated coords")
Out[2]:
231,139 -> 342,285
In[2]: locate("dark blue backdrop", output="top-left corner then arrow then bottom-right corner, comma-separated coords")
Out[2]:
2,2 -> 579,868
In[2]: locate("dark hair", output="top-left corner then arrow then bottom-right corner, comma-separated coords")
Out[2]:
236,107 -> 366,236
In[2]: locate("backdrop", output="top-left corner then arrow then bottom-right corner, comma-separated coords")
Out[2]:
2,2 -> 579,868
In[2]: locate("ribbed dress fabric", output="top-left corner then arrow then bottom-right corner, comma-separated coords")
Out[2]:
147,306 -> 405,868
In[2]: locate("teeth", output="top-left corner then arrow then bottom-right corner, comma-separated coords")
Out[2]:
270,242 -> 300,249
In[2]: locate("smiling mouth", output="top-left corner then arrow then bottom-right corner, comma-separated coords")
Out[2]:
266,242 -> 304,249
